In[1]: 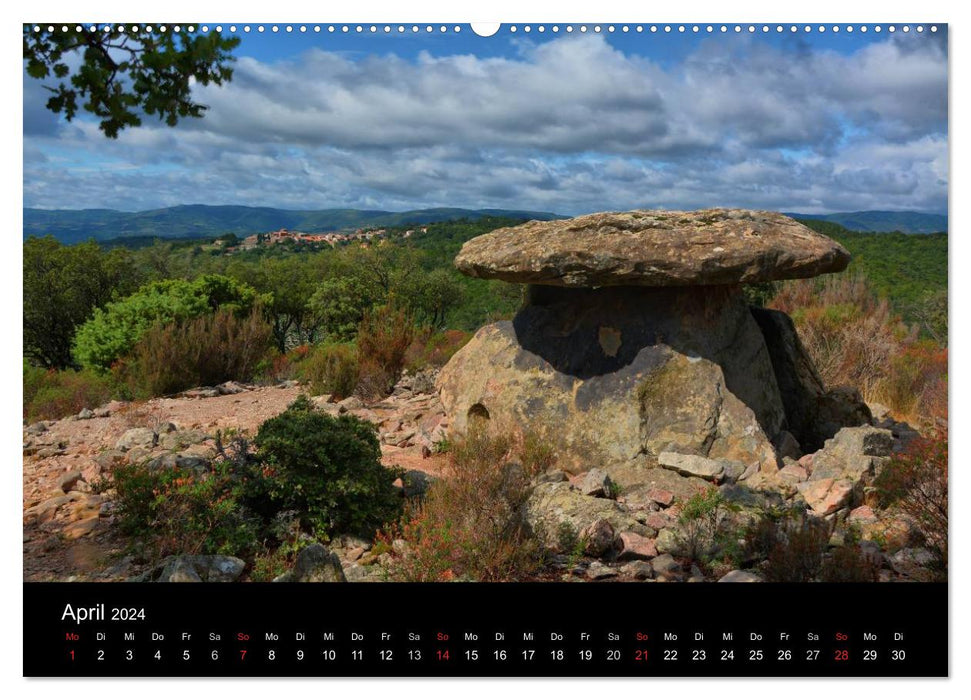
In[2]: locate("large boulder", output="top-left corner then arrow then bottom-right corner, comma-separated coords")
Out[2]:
438,284 -> 784,473
455,209 -> 849,287
751,307 -> 871,450
274,544 -> 347,582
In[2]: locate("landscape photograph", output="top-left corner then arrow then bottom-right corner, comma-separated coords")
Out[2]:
22,23 -> 947,586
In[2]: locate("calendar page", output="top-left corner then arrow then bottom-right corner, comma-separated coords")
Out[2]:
21,20 -> 948,678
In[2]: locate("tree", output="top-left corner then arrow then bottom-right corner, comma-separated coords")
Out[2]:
23,236 -> 140,369
23,25 -> 240,138
72,274 -> 266,370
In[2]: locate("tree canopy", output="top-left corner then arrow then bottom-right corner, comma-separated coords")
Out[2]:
23,25 -> 240,138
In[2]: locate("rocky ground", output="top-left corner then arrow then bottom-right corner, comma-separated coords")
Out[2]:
23,370 -> 936,584
22,371 -> 448,582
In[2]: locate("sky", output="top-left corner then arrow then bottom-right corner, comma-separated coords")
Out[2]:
22,24 -> 949,215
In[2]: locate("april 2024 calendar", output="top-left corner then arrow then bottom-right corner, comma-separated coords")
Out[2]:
22,21 -> 948,678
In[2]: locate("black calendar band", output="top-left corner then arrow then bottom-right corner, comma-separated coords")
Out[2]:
24,581 -> 947,677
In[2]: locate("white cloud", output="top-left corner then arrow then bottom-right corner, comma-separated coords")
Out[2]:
23,32 -> 948,214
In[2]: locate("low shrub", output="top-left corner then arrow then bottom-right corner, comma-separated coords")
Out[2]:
768,275 -> 946,426
23,363 -> 117,422
384,425 -> 541,582
355,305 -> 415,399
298,343 -> 359,399
675,489 -> 742,568
111,460 -> 260,559
250,395 -> 402,540
873,427 -> 948,580
516,428 -> 557,474
404,329 -> 473,371
821,543 -> 881,582
755,513 -> 829,582
120,308 -> 273,397
256,344 -> 312,384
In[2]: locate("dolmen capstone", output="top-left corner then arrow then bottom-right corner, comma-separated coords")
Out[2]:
437,208 -> 871,476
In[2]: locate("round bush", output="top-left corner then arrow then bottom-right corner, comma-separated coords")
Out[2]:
251,395 -> 401,539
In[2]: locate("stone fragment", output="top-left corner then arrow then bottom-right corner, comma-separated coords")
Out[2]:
57,470 -> 83,493
278,544 -> 347,582
116,428 -> 157,452
796,478 -> 855,516
579,468 -> 615,498
580,518 -> 618,557
617,531 -> 659,561
718,570 -> 763,583
658,452 -> 726,482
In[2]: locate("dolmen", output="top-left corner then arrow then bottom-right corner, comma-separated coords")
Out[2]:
437,209 -> 871,477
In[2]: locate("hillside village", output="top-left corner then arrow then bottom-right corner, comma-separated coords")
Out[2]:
227,226 -> 428,251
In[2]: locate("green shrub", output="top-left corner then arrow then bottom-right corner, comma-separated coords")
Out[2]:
23,362 -> 117,422
676,489 -> 741,566
111,460 -> 260,559
119,308 -> 273,397
250,395 -> 402,539
73,274 -> 266,371
298,343 -> 359,399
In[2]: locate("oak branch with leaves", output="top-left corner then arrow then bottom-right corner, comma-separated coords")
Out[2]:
23,26 -> 241,138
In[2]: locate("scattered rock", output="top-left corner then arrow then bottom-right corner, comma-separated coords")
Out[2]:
57,470 -> 83,493
579,468 -> 614,498
93,450 -> 126,473
275,544 -> 347,582
135,555 -> 246,582
585,561 -> 618,580
400,470 -> 438,499
620,560 -> 654,580
617,531 -> 658,561
658,452 -> 728,482
534,469 -> 569,485
25,421 -> 49,436
216,381 -> 248,395
646,488 -> 675,507
580,518 -> 618,557
848,505 -> 878,524
524,482 -> 646,552
338,396 -> 364,413
62,516 -> 100,540
650,553 -> 683,581
184,387 -> 220,399
796,478 -> 855,516
116,428 -> 157,452
778,464 -> 808,483
76,408 -> 95,420
718,570 -> 763,583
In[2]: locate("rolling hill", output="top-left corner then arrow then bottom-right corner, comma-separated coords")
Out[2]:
785,210 -> 947,234
23,205 -> 564,244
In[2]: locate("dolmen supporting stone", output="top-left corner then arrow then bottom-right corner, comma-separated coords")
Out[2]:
438,208 -> 868,475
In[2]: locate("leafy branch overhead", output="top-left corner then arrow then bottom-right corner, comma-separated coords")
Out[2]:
23,25 -> 240,138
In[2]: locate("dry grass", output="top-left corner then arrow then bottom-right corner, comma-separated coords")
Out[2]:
383,424 -> 544,582
769,276 -> 946,426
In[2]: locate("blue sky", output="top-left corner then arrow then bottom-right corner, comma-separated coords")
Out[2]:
23,24 -> 948,215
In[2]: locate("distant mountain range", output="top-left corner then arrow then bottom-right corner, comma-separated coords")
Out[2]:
23,205 -> 946,243
785,210 -> 947,234
22,205 -> 563,244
